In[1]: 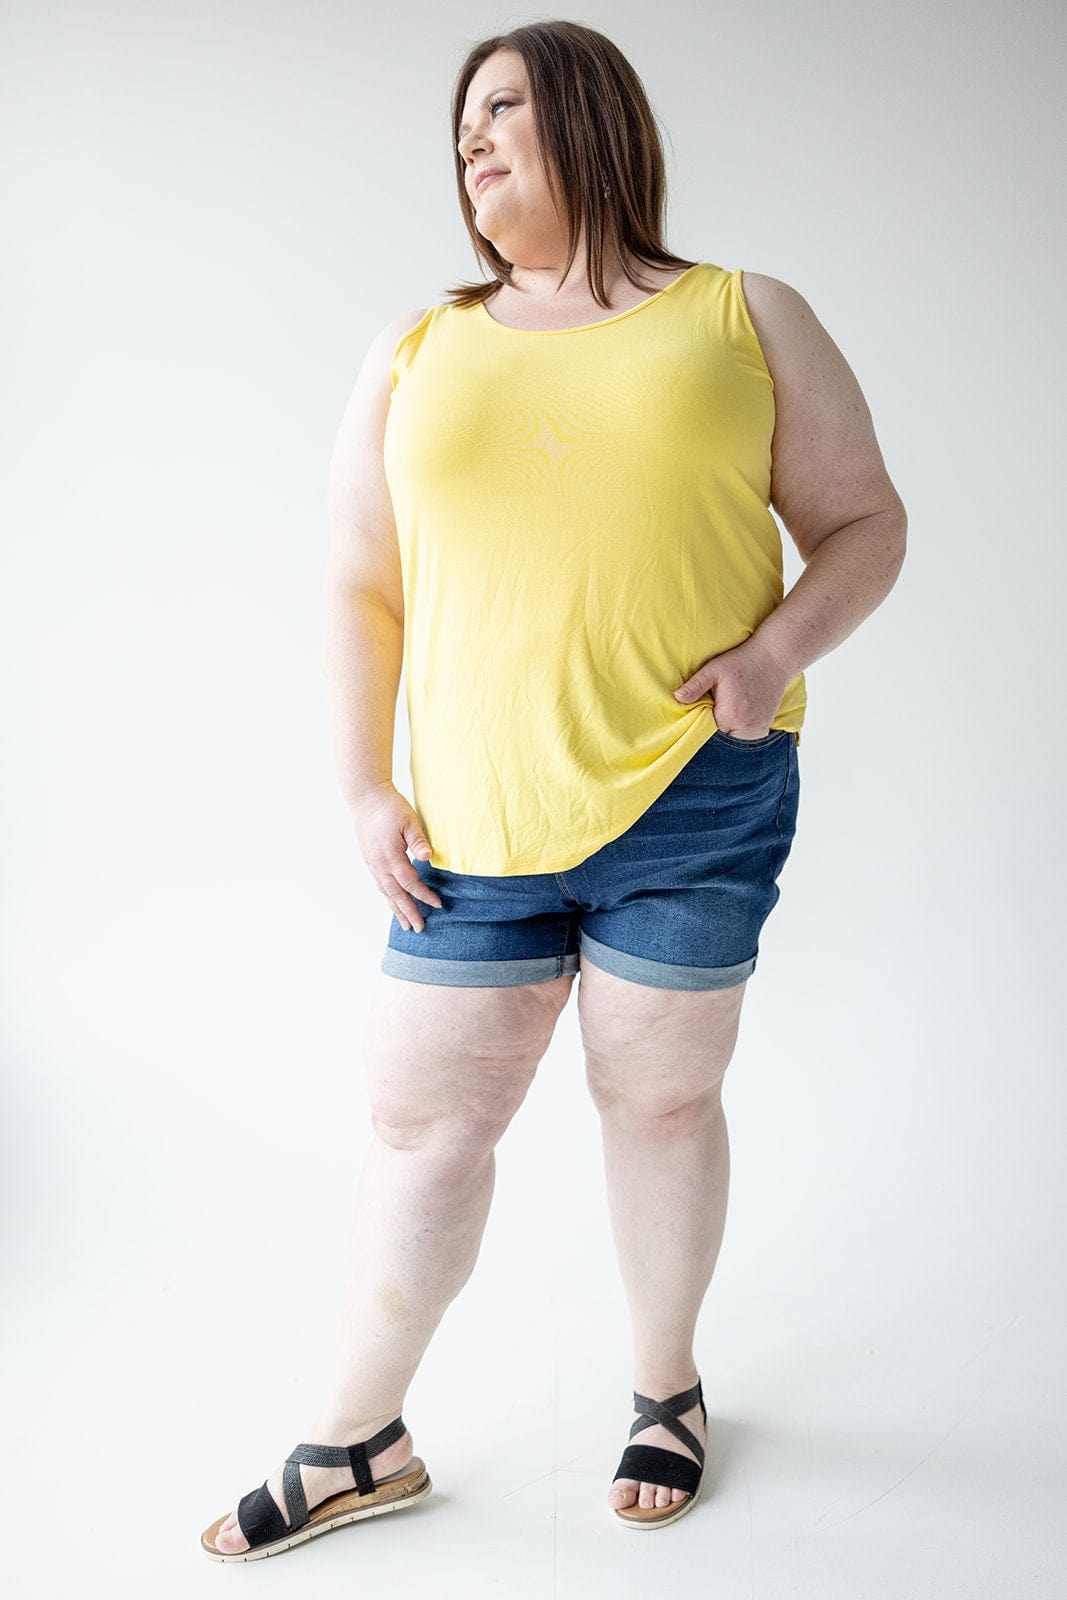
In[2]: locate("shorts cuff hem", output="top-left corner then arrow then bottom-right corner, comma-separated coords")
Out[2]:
381,947 -> 580,987
579,931 -> 756,991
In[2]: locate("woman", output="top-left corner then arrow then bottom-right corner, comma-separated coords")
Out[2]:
201,19 -> 906,1559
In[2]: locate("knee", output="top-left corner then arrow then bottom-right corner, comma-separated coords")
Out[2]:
369,1098 -> 520,1162
363,975 -> 573,1161
586,1071 -> 725,1126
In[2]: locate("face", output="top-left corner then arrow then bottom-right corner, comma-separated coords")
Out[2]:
457,49 -> 554,249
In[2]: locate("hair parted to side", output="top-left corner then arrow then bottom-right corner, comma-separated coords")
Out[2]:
444,18 -> 697,310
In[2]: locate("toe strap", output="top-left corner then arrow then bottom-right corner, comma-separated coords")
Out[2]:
237,1482 -> 291,1548
612,1443 -> 703,1497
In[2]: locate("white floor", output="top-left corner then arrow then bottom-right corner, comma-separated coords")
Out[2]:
5,929 -> 1063,1599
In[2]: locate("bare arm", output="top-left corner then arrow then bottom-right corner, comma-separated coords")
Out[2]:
321,305 -> 444,932
321,308 -> 426,810
675,274 -> 907,723
741,272 -> 908,681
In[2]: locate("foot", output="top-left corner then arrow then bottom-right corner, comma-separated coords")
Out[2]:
212,1416 -> 415,1555
608,1381 -> 706,1513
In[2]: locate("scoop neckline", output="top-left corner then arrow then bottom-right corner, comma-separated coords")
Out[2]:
477,262 -> 704,335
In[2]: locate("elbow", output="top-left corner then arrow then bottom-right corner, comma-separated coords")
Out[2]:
882,491 -> 908,563
885,508 -> 908,589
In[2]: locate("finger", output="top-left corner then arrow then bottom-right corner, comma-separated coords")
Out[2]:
674,679 -> 707,702
386,888 -> 425,932
381,872 -> 441,928
393,861 -> 444,909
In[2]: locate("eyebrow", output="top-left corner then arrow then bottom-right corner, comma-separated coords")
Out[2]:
458,88 -> 518,140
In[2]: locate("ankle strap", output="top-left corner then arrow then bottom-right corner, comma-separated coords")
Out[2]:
287,1416 -> 407,1503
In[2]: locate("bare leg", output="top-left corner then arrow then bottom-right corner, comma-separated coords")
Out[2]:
213,969 -> 574,1553
577,958 -> 745,1512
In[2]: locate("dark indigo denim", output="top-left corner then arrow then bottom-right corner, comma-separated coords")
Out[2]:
382,728 -> 800,991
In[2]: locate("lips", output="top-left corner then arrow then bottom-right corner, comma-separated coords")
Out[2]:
475,169 -> 507,192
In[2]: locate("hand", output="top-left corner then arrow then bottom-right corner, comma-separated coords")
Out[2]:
673,634 -> 792,738
351,782 -> 443,933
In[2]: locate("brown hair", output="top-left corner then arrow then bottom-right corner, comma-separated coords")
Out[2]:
444,19 -> 697,310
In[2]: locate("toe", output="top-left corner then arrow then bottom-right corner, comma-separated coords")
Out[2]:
640,1481 -> 687,1509
214,1520 -> 249,1554
612,1477 -> 691,1513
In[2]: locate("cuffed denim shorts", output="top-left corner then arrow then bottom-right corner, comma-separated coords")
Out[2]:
381,726 -> 801,992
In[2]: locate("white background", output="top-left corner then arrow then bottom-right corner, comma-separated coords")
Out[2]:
2,1 -> 1064,1595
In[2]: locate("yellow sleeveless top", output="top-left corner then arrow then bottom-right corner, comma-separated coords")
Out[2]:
383,261 -> 806,875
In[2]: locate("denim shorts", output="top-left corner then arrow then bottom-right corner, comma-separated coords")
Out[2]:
381,727 -> 801,991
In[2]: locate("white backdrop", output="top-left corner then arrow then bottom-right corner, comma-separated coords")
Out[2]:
2,1 -> 1064,1595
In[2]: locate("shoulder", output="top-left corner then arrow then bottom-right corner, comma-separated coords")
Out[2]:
377,300 -> 431,361
736,270 -> 800,313
374,304 -> 433,368
737,270 -> 866,419
385,304 -> 433,341
342,306 -> 431,406
736,272 -> 829,373
737,273 -> 906,554
332,306 -> 432,467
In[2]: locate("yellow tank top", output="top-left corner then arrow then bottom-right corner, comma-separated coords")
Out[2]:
383,260 -> 806,875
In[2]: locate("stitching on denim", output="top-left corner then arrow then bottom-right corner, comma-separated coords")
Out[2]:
719,728 -> 789,747
773,735 -> 793,834
556,903 -> 581,970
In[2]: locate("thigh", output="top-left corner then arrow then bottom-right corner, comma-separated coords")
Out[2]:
363,968 -> 575,1142
577,957 -> 744,1109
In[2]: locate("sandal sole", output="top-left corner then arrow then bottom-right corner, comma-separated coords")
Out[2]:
201,1459 -> 432,1561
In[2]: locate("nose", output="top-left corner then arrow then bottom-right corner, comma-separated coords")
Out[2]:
458,116 -> 492,168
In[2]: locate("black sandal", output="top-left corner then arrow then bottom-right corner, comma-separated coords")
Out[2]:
611,1377 -> 707,1527
201,1416 -> 432,1562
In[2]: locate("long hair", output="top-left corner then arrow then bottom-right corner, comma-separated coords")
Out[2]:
444,19 -> 697,310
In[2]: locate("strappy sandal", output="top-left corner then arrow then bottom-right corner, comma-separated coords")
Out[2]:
200,1415 -> 432,1562
610,1377 -> 707,1528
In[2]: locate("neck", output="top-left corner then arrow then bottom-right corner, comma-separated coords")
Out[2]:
505,248 -> 644,301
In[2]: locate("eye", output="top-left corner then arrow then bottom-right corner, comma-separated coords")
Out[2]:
458,99 -> 514,156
